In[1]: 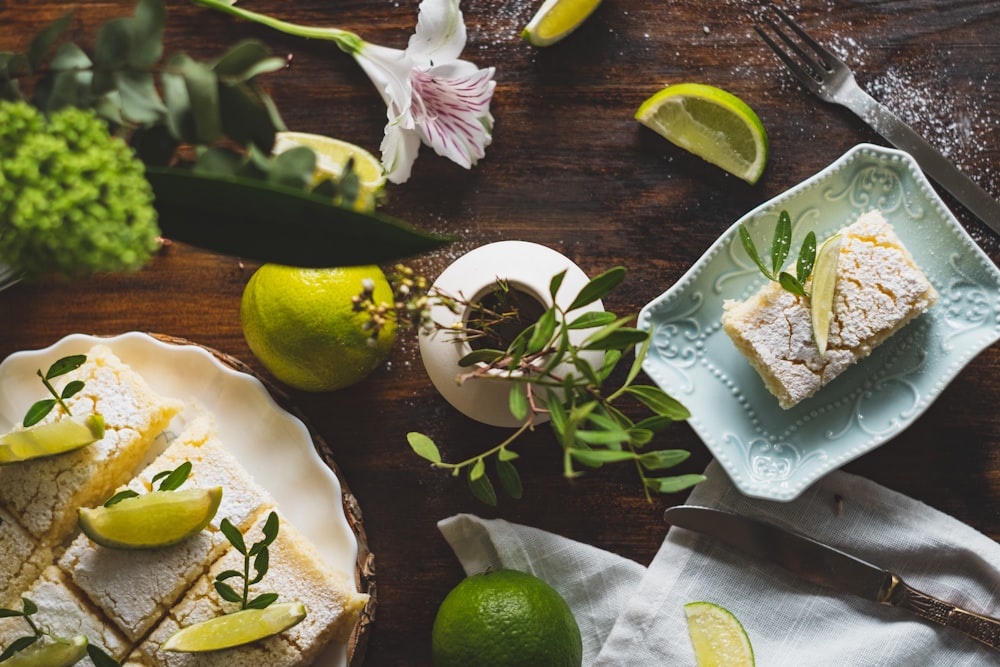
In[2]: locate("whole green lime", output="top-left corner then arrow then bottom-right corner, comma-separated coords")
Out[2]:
432,569 -> 583,667
240,264 -> 397,392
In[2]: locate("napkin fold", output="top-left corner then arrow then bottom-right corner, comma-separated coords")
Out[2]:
438,461 -> 1000,666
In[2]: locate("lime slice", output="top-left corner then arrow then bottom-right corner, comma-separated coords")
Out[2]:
0,414 -> 104,465
1,635 -> 88,667
161,602 -> 307,652
684,601 -> 754,667
810,233 -> 843,357
78,487 -> 223,549
273,131 -> 386,207
635,83 -> 769,184
522,0 -> 603,47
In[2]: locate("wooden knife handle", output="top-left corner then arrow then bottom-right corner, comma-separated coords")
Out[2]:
886,576 -> 1000,651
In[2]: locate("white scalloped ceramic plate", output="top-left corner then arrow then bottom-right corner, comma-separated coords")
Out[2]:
0,332 -> 356,667
639,144 -> 1000,501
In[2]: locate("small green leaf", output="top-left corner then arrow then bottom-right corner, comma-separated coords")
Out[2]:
220,518 -> 246,555
457,348 -> 505,367
94,17 -> 131,71
566,311 -> 617,330
214,581 -> 243,603
22,399 -> 56,427
597,348 -> 622,381
582,328 -> 648,351
739,224 -> 773,279
250,548 -> 269,584
247,592 -> 278,610
549,269 -> 566,300
468,468 -> 497,506
87,642 -> 122,667
625,385 -> 690,420
27,10 -> 74,70
156,461 -> 192,491
115,69 -> 167,124
646,473 -> 707,494
215,569 -> 243,582
496,459 -> 523,499
508,385 -> 528,421
497,447 -> 519,461
104,489 -> 140,507
407,432 -> 442,464
796,231 -> 817,284
268,145 -> 315,190
260,511 -> 280,547
46,355 -> 86,380
568,266 -> 627,311
569,449 -> 637,466
213,40 -> 286,81
778,271 -> 806,297
632,415 -> 677,434
49,42 -> 92,72
21,599 -> 37,615
526,307 -> 556,354
573,429 -> 630,446
771,209 -> 793,276
470,458 -> 486,482
128,0 -> 167,69
638,449 -> 691,470
0,635 -> 38,661
626,329 -> 653,386
60,380 -> 85,401
0,608 -> 25,619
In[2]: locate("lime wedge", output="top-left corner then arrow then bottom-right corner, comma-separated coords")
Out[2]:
810,233 -> 843,357
161,602 -> 307,652
273,131 -> 385,209
522,0 -> 603,47
684,601 -> 754,667
1,635 -> 88,667
0,414 -> 104,465
78,487 -> 222,549
635,83 -> 769,184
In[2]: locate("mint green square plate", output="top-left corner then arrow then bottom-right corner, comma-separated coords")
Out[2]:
639,143 -> 1000,501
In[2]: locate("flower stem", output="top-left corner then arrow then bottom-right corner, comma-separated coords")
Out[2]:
192,0 -> 364,54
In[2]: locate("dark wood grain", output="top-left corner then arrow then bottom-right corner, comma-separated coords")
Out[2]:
2,1 -> 1000,665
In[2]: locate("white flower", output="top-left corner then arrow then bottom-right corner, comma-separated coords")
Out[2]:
194,0 -> 496,184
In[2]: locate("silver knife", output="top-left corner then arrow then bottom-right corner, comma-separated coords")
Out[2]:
664,505 -> 1000,651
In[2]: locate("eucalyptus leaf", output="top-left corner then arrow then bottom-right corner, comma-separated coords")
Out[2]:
169,54 -> 221,143
27,11 -> 73,71
567,266 -> 627,311
115,69 -> 167,125
213,39 -> 286,81
94,18 -> 131,71
406,431 -> 441,463
218,80 -> 279,152
268,145 -> 315,190
50,42 -> 92,72
128,0 -> 166,68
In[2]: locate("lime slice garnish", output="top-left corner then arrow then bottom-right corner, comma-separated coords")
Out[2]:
810,233 -> 843,357
273,131 -> 386,202
635,83 -> 769,184
78,487 -> 223,549
1,635 -> 88,667
684,601 -> 755,667
160,602 -> 307,652
521,0 -> 603,47
0,414 -> 104,465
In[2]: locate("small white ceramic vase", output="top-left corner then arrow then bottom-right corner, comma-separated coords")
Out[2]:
418,240 -> 605,427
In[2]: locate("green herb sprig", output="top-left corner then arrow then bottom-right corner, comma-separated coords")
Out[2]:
739,210 -> 817,297
102,461 -> 192,508
22,355 -> 87,427
0,597 -> 120,666
382,266 -> 704,505
215,511 -> 280,610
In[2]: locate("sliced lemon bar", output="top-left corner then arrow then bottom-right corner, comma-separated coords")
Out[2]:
130,511 -> 369,667
0,566 -> 130,666
0,345 -> 183,543
722,210 -> 938,409
0,506 -> 52,608
59,414 -> 276,644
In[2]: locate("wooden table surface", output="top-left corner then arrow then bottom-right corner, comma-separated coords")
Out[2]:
2,1 -> 1000,664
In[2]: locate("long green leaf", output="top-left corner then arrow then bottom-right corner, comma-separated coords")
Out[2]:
146,167 -> 453,266
567,266 -> 627,311
406,432 -> 442,464
645,473 -> 706,494
496,459 -> 523,499
624,385 -> 691,420
771,209 -> 792,276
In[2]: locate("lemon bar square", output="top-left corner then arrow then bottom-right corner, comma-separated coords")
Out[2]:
722,210 -> 938,409
0,506 -> 52,608
59,414 -> 276,644
132,511 -> 369,667
0,345 -> 183,542
0,566 -> 130,666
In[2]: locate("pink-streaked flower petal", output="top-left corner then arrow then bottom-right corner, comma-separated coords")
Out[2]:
411,66 -> 496,169
381,116 -> 423,184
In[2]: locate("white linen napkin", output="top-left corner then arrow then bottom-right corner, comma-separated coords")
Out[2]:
438,460 -> 1000,666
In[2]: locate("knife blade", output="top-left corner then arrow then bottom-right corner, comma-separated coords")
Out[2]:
664,505 -> 1000,651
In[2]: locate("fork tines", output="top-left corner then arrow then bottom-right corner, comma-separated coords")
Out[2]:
754,4 -> 845,92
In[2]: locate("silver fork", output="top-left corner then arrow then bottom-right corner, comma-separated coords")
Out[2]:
755,5 -> 1000,235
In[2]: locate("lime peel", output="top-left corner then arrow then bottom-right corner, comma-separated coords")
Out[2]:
635,83 -> 769,184
684,600 -> 754,667
0,414 -> 104,465
810,233 -> 843,357
160,602 -> 307,652
522,0 -> 603,47
78,486 -> 223,549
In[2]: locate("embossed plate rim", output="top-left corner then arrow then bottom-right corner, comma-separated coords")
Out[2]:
638,143 -> 1000,501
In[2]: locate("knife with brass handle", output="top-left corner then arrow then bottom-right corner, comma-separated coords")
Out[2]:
664,505 -> 1000,651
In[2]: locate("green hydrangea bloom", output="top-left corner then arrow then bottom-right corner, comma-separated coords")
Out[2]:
0,100 -> 161,280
